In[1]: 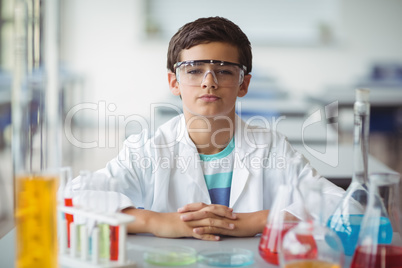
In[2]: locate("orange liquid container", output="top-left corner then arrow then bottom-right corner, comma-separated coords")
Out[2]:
15,175 -> 59,268
285,260 -> 341,268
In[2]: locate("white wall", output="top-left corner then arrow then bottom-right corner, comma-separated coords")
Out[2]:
61,0 -> 169,123
61,0 -> 402,121
253,0 -> 402,96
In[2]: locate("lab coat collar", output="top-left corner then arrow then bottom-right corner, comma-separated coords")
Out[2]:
174,114 -> 256,208
175,113 -> 258,160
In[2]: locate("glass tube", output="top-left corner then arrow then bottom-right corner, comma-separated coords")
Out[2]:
327,88 -> 371,256
13,0 -> 61,267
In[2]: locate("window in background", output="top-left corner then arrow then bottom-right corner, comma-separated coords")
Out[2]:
143,0 -> 342,46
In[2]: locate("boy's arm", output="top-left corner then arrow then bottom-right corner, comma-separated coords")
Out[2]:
121,207 -> 236,241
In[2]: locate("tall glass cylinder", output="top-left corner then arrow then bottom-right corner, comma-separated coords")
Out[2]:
12,0 -> 61,267
327,88 -> 371,256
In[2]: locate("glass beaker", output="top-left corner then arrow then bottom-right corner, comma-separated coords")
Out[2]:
13,0 -> 61,266
351,172 -> 402,268
327,88 -> 371,256
258,156 -> 307,265
280,181 -> 345,268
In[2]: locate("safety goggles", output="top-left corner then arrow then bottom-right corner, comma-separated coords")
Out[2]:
174,60 -> 247,87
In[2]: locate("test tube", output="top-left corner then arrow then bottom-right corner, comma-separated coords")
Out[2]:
109,177 -> 120,261
75,170 -> 91,257
92,227 -> 100,264
80,225 -> 88,261
99,223 -> 111,260
62,167 -> 74,248
91,173 -> 110,261
57,167 -> 66,252
60,219 -> 68,254
70,222 -> 78,258
118,224 -> 127,264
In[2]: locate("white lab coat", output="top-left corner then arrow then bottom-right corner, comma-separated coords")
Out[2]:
92,114 -> 344,219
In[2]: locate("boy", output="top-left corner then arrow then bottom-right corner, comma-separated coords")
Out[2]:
92,17 -> 344,241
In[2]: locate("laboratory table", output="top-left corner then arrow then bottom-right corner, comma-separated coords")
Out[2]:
3,228 -> 401,268
0,229 -> 350,268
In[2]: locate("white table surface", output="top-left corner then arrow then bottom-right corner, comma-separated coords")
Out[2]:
125,234 -> 271,268
1,229 -> 353,268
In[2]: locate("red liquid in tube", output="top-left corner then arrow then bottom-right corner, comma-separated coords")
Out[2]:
110,225 -> 119,261
64,198 -> 74,248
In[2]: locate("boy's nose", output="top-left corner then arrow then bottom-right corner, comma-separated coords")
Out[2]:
201,70 -> 218,88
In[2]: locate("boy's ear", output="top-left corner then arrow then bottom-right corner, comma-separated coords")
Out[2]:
237,74 -> 251,97
168,72 -> 181,96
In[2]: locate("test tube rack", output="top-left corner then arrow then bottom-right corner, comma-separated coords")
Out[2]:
58,205 -> 137,268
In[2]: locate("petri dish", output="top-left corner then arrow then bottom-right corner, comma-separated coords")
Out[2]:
143,245 -> 197,266
197,248 -> 254,267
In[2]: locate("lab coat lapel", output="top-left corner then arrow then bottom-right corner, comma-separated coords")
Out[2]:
229,115 -> 255,208
230,164 -> 250,208
176,116 -> 210,203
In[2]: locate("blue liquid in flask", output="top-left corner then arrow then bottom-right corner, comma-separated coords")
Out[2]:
327,214 -> 393,256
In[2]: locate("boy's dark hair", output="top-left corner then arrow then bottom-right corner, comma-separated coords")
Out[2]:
167,17 -> 252,75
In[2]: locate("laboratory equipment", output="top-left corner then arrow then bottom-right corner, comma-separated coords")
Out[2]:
258,156 -> 307,265
84,172 -> 112,261
327,88 -> 371,256
13,0 -> 61,266
15,174 -> 59,268
143,245 -> 197,266
350,172 -> 402,268
197,248 -> 254,267
280,181 -> 344,268
58,167 -> 74,248
58,203 -> 136,267
109,177 -> 121,261
58,172 -> 136,267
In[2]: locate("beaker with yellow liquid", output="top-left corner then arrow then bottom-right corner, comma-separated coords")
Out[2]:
12,0 -> 62,266
15,174 -> 59,268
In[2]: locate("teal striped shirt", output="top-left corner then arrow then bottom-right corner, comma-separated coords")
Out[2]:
199,137 -> 235,206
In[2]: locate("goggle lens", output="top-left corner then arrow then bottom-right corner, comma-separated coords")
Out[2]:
175,60 -> 245,87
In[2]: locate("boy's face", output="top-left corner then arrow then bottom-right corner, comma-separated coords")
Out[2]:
168,42 -> 251,119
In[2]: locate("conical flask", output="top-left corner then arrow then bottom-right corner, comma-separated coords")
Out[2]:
351,172 -> 402,268
280,181 -> 345,268
258,155 -> 308,265
327,88 -> 371,256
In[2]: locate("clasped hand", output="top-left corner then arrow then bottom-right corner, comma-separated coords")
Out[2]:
177,202 -> 238,241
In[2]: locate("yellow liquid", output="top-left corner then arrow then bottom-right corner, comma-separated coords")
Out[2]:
285,260 -> 341,268
15,175 -> 59,268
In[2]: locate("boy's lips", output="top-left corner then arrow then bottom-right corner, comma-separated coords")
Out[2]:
199,94 -> 220,102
